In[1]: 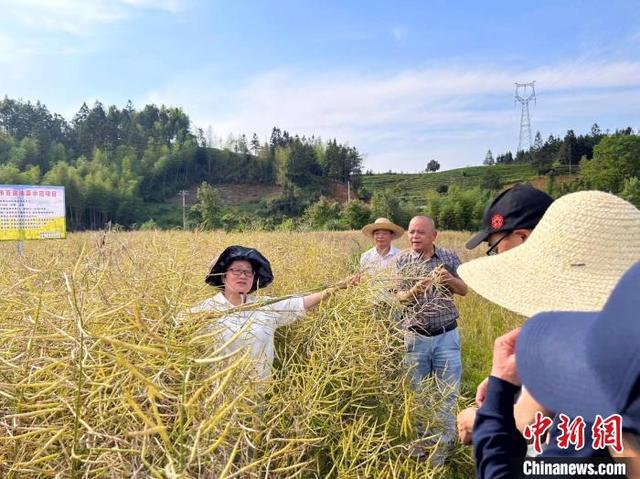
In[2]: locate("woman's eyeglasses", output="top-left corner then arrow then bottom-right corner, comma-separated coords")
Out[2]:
227,268 -> 255,278
486,233 -> 510,256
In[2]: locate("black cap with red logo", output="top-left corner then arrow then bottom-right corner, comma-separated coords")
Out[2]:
465,184 -> 554,250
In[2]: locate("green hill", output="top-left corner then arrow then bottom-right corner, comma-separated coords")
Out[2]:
361,164 -> 541,202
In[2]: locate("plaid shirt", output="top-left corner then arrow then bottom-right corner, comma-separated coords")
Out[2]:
396,246 -> 462,334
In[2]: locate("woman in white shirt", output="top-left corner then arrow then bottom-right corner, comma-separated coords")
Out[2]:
189,245 -> 353,380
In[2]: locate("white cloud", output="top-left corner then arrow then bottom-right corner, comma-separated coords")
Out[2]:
0,0 -> 187,35
145,60 -> 640,171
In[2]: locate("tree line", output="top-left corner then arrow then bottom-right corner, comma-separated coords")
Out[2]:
292,127 -> 640,233
0,97 -> 363,229
483,123 -> 637,175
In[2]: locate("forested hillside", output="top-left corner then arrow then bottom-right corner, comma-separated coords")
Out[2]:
1,97 -> 639,232
0,98 -> 363,229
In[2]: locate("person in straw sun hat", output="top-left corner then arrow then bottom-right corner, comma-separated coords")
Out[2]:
458,191 -> 640,471
474,261 -> 640,478
360,217 -> 404,274
458,190 -> 640,317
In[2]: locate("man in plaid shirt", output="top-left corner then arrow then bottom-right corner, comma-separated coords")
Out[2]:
395,215 -> 468,461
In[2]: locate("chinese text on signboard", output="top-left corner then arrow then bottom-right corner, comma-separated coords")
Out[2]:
0,185 -> 66,240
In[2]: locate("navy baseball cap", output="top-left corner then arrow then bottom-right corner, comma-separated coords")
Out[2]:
516,261 -> 640,435
465,184 -> 554,250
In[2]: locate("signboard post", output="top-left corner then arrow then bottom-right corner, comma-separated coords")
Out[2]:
0,186 -> 67,253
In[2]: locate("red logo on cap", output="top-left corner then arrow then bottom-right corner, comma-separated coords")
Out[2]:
491,214 -> 504,230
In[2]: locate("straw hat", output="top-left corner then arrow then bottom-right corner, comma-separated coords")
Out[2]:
458,191 -> 640,317
361,217 -> 404,238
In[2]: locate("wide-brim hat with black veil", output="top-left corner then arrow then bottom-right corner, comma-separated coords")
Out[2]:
205,245 -> 274,293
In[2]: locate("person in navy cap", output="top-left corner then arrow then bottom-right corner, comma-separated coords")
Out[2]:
474,261 -> 640,478
465,183 -> 554,255
458,184 -> 554,445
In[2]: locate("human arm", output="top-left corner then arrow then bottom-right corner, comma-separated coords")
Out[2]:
441,252 -> 467,296
514,388 -> 552,434
269,276 -> 359,328
473,377 -> 527,478
395,276 -> 432,303
473,328 -> 527,479
303,275 -> 359,311
456,375 -> 498,445
457,406 -> 478,445
460,377 -> 552,446
442,270 -> 468,296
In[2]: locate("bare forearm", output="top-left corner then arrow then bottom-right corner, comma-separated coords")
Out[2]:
447,276 -> 468,296
303,287 -> 338,311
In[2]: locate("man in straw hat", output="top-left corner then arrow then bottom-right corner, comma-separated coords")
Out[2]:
474,261 -> 640,478
360,217 -> 404,274
188,245 -> 357,381
457,184 -> 553,444
456,191 -> 640,469
394,215 -> 468,460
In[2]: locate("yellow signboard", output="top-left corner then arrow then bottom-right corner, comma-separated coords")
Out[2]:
0,185 -> 66,240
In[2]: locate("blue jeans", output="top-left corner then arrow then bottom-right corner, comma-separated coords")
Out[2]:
404,327 -> 462,446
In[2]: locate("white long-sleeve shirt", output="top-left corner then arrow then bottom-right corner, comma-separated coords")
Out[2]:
189,292 -> 306,380
359,245 -> 401,274
359,246 -> 401,300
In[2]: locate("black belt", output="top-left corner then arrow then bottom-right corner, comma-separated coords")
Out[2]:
408,321 -> 457,337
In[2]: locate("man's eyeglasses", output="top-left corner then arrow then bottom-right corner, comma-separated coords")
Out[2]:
486,233 -> 510,256
227,268 -> 255,278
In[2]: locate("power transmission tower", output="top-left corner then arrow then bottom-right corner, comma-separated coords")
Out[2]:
514,81 -> 536,152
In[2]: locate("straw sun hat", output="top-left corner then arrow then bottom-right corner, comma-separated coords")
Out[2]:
458,191 -> 640,317
361,217 -> 404,238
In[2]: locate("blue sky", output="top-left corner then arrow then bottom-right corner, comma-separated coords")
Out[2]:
1,0 -> 639,172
